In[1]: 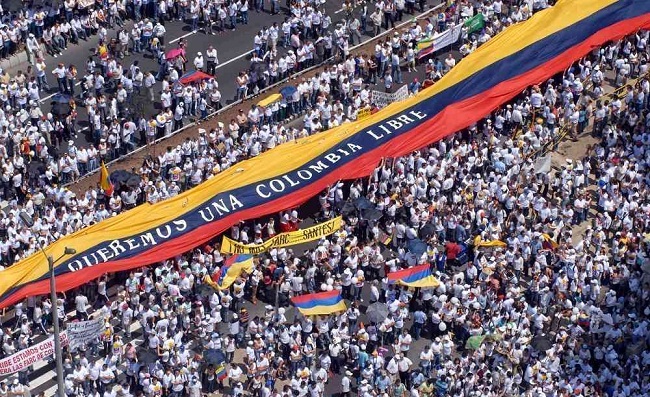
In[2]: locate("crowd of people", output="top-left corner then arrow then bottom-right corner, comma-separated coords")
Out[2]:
0,0 -> 648,396
0,0 -> 472,205
0,0 -> 469,196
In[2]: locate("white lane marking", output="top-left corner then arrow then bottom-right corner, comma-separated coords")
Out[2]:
170,31 -> 197,44
215,50 -> 253,70
40,81 -> 83,102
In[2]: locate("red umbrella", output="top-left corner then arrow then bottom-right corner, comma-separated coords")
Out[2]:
179,70 -> 214,85
165,48 -> 186,60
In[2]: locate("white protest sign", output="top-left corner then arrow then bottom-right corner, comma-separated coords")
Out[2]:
76,0 -> 96,8
432,23 -> 463,51
371,85 -> 410,108
67,317 -> 104,350
0,332 -> 69,375
533,155 -> 552,174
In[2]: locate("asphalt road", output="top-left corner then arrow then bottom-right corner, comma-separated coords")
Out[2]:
3,1 -> 444,157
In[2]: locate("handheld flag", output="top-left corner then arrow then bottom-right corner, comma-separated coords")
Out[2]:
215,361 -> 227,381
473,235 -> 507,248
204,254 -> 254,290
377,230 -> 392,246
465,334 -> 487,350
541,233 -> 559,250
291,290 -> 347,316
388,264 -> 440,288
416,37 -> 435,59
99,162 -> 114,196
464,13 -> 485,34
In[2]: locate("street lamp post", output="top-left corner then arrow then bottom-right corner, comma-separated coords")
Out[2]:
18,212 -> 75,397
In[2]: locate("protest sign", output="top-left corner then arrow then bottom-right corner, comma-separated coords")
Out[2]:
221,217 -> 342,254
357,108 -> 372,120
0,332 -> 69,375
371,85 -> 409,108
67,317 -> 104,350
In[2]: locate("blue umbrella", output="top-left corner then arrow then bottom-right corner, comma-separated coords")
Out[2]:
354,197 -> 374,210
202,349 -> 226,365
407,239 -> 428,256
361,207 -> 383,221
51,93 -> 72,104
280,86 -> 297,99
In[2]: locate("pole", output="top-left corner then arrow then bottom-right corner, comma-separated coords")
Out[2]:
49,255 -> 66,397
274,279 -> 280,323
17,211 -> 72,397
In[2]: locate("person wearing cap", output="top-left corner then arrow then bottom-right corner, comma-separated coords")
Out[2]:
193,51 -> 204,71
26,33 -> 41,66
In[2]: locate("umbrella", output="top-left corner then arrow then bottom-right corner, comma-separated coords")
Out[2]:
354,197 -> 374,210
196,283 -> 215,298
361,208 -> 383,221
365,302 -> 389,324
165,48 -> 186,60
531,335 -> 552,352
465,334 -> 487,350
27,160 -> 46,178
179,70 -> 214,85
395,206 -> 409,222
51,93 -> 72,104
126,174 -> 141,189
51,101 -> 71,116
280,85 -> 297,99
420,223 -> 436,239
202,349 -> 226,365
407,239 -> 428,256
110,169 -> 133,186
341,201 -> 357,216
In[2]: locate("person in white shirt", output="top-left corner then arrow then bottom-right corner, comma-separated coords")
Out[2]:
193,52 -> 204,71
74,293 -> 89,320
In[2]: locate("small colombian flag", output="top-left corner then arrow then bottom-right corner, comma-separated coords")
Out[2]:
204,254 -> 254,290
291,290 -> 347,316
99,162 -> 114,196
215,362 -> 228,381
388,263 -> 440,288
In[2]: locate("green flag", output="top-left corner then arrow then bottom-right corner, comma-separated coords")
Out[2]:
464,13 -> 485,34
465,334 -> 487,350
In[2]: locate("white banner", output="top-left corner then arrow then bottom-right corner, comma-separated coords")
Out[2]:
433,23 -> 463,51
372,85 -> 409,108
533,155 -> 552,174
67,317 -> 104,350
76,0 -> 96,8
0,332 -> 69,375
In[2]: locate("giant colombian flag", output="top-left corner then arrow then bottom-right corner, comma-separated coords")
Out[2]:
0,0 -> 648,308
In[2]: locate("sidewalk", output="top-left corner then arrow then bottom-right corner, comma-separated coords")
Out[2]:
0,49 -> 29,74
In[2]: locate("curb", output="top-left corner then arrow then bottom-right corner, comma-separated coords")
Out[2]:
0,50 -> 29,71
